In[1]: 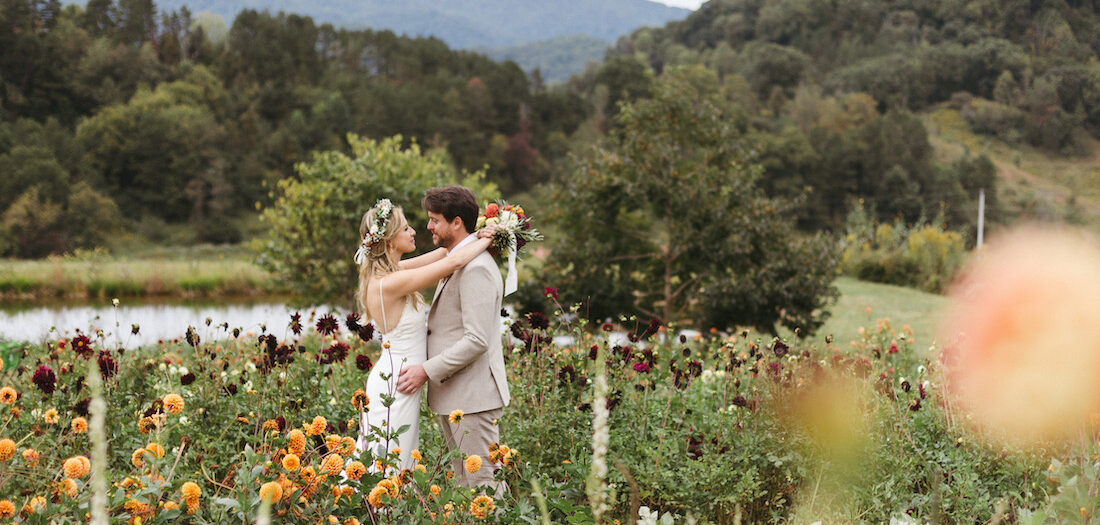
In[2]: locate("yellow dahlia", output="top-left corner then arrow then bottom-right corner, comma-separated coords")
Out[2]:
345,461 -> 366,481
181,481 -> 201,500
0,500 -> 13,518
0,438 -> 15,462
58,478 -> 77,498
429,484 -> 440,498
325,434 -> 341,452
351,389 -> 368,410
145,442 -> 165,458
287,429 -> 306,454
22,448 -> 39,466
259,481 -> 283,503
307,416 -> 326,436
71,417 -> 88,434
464,454 -> 482,474
162,393 -> 184,414
64,455 -> 90,478
338,437 -> 356,457
320,453 -> 344,476
470,495 -> 494,519
131,448 -> 146,468
281,453 -> 300,472
410,449 -> 422,462
448,409 -> 463,424
0,387 -> 16,404
43,408 -> 59,424
366,486 -> 387,508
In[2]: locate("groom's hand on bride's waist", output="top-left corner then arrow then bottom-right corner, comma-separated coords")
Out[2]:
396,365 -> 428,394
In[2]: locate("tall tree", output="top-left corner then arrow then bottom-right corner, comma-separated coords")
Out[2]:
543,67 -> 838,334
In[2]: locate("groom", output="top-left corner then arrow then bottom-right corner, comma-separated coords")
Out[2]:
396,185 -> 510,490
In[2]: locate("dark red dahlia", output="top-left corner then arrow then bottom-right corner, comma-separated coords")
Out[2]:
289,312 -> 303,335
355,354 -> 373,371
346,313 -> 362,332
72,398 -> 91,416
526,312 -> 549,331
180,372 -> 196,386
328,342 -> 349,363
70,334 -> 93,359
632,361 -> 650,373
357,323 -> 375,342
772,340 -> 789,358
315,314 -> 339,336
276,416 -> 286,431
97,351 -> 118,380
32,365 -> 56,394
544,287 -> 558,300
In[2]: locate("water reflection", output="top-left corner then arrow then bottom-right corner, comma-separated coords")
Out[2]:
0,299 -> 334,346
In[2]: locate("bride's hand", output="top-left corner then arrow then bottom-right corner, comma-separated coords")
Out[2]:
477,225 -> 499,239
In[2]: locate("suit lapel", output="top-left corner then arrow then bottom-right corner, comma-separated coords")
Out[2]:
430,274 -> 453,316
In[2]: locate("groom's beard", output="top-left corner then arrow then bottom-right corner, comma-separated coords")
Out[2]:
432,231 -> 453,249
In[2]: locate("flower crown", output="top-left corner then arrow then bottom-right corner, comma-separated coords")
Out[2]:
354,198 -> 394,265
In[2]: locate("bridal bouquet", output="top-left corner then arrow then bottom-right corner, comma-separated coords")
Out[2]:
476,201 -> 543,296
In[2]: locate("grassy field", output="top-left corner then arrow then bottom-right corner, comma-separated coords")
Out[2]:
808,276 -> 951,347
0,245 -> 280,300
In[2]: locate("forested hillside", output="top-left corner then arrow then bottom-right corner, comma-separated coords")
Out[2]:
3,0 -> 1099,260
0,0 -> 588,257
483,34 -> 612,84
592,0 -> 1100,229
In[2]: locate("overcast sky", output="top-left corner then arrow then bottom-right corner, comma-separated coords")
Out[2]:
653,0 -> 705,9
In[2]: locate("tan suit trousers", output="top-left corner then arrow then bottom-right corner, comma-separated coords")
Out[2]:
439,408 -> 506,494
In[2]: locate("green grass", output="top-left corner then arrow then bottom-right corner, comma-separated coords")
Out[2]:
0,248 -> 281,299
785,276 -> 951,347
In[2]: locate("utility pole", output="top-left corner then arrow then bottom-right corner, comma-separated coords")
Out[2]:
977,188 -> 985,248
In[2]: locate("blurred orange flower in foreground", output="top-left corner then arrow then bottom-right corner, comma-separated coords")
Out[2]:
941,226 -> 1100,446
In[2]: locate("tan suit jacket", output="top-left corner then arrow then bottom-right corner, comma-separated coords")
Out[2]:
422,251 -> 510,414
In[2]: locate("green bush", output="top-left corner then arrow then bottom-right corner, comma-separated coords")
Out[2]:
841,203 -> 968,293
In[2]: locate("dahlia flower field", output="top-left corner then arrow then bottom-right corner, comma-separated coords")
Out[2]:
0,295 -> 1093,523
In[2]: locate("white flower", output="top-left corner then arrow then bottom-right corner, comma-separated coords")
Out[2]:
179,366 -> 189,376
179,416 -> 190,425
245,362 -> 257,372
278,372 -> 287,380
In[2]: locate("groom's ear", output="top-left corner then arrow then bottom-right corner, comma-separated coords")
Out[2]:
451,215 -> 468,233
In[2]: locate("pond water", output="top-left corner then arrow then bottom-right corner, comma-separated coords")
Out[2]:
0,300 -> 656,349
0,298 -> 334,346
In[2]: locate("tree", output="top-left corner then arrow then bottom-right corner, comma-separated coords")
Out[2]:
257,134 -> 500,308
74,78 -> 225,222
542,67 -> 838,334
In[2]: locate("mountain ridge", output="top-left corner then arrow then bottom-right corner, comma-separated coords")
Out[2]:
141,0 -> 690,49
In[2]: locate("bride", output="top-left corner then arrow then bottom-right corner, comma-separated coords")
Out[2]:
353,198 -> 494,471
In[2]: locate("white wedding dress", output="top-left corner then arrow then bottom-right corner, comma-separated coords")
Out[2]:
356,278 -> 426,472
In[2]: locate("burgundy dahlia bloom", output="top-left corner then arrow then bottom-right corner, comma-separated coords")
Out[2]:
70,334 -> 93,359
526,312 -> 549,331
544,287 -> 558,300
289,312 -> 303,335
346,313 -> 362,332
772,340 -> 789,358
357,323 -> 375,342
32,365 -> 56,395
97,351 -> 118,380
355,354 -> 373,371
180,372 -> 196,386
632,361 -> 650,373
315,314 -> 339,336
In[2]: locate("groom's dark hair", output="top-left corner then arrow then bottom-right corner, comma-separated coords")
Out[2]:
423,185 -> 478,233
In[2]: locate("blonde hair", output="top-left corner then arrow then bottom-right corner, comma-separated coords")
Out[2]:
356,204 -> 424,320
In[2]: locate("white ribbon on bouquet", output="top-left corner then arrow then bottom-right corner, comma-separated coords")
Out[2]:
504,232 -> 518,296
